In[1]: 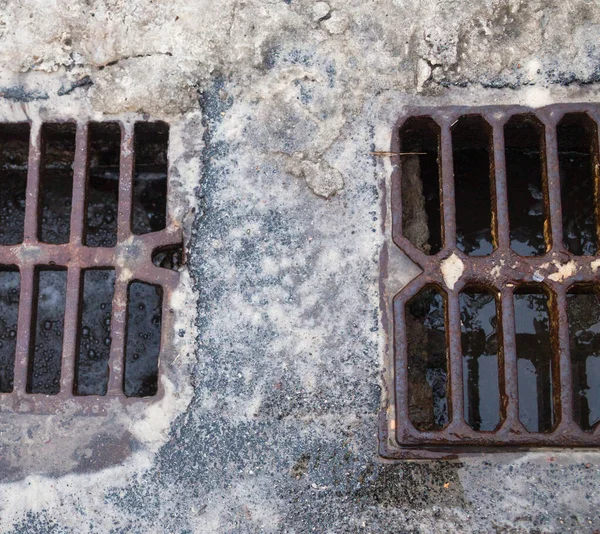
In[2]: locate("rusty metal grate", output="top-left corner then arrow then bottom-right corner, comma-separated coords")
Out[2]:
380,104 -> 600,458
0,120 -> 182,413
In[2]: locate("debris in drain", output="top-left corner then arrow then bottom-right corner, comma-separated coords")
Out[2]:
0,120 -> 182,408
384,104 -> 600,458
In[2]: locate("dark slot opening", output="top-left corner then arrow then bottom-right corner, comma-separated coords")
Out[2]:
566,285 -> 600,431
452,116 -> 495,256
459,288 -> 502,431
0,268 -> 20,392
133,122 -> 168,235
514,286 -> 556,432
152,244 -> 184,271
557,113 -> 599,256
124,281 -> 162,397
504,114 -> 549,256
28,268 -> 67,394
406,285 -> 450,430
39,123 -> 76,244
74,269 -> 116,395
0,123 -> 30,246
399,117 -> 443,255
85,123 -> 121,247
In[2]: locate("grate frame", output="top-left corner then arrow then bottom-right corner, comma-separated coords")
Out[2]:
0,120 -> 182,414
380,104 -> 600,459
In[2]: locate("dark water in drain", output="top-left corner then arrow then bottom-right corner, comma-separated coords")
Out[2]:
124,282 -> 162,397
406,287 -> 449,430
567,290 -> 600,430
514,290 -> 555,433
0,171 -> 27,246
460,290 -> 501,431
28,270 -> 67,394
133,122 -> 168,235
558,115 -> 598,256
75,269 -> 115,395
400,117 -> 443,255
0,124 -> 29,246
453,117 -> 494,256
39,124 -> 76,244
0,271 -> 20,392
85,123 -> 120,247
505,118 -> 547,256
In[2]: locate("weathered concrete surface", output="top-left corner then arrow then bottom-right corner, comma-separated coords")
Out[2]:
0,0 -> 600,532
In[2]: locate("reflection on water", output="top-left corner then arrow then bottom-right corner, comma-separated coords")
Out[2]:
558,115 -> 598,256
505,117 -> 547,256
567,290 -> 600,430
460,290 -> 501,431
514,290 -> 555,433
453,117 -> 494,257
406,287 -> 449,430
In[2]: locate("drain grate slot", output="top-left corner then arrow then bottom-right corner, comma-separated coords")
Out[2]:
124,281 -> 162,398
399,117 -> 443,255
75,269 -> 116,396
452,116 -> 495,257
133,122 -> 168,236
0,269 -> 20,393
85,123 -> 120,248
39,123 -> 76,245
460,287 -> 502,432
0,124 -> 29,246
557,113 -> 599,256
384,104 -> 600,457
514,286 -> 556,433
567,285 -> 600,431
505,115 -> 549,256
28,269 -> 67,395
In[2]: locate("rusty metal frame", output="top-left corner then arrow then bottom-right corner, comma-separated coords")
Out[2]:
0,120 -> 182,414
380,104 -> 600,459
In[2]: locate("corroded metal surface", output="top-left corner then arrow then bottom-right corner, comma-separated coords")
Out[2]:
0,121 -> 182,414
381,104 -> 600,458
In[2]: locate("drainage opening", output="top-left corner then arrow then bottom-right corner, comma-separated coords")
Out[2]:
0,123 -> 29,246
399,117 -> 443,255
504,114 -> 549,256
451,115 -> 495,256
567,284 -> 600,431
39,123 -> 76,245
405,285 -> 450,431
75,269 -> 116,396
557,113 -> 599,256
133,122 -> 169,235
85,122 -> 121,248
152,244 -> 184,271
124,281 -> 163,398
513,285 -> 557,433
28,268 -> 68,395
459,287 -> 502,432
0,268 -> 20,393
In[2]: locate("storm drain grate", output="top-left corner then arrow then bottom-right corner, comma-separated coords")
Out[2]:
381,104 -> 600,458
0,121 -> 182,412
